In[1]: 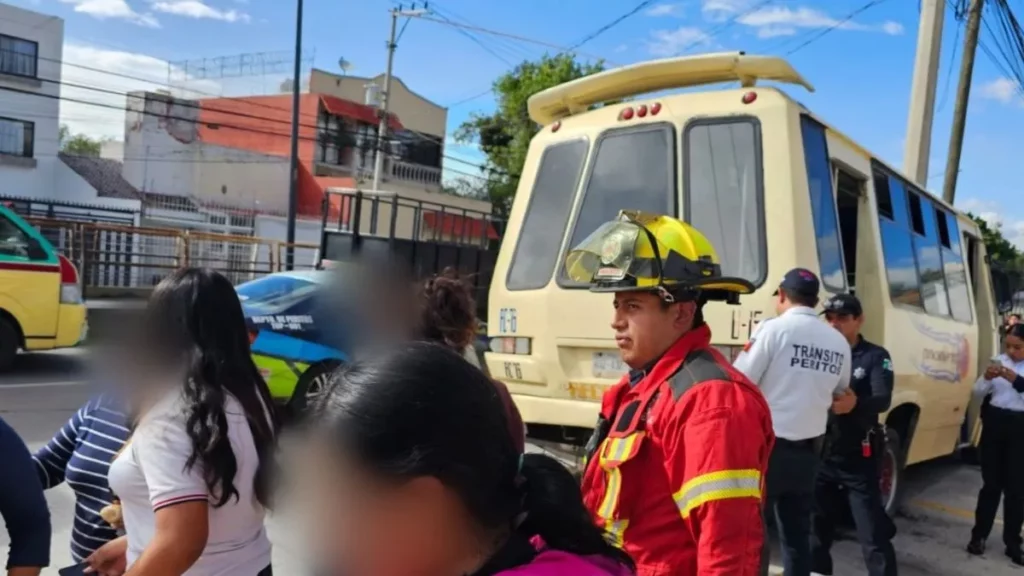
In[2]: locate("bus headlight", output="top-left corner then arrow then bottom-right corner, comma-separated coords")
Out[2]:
489,337 -> 532,355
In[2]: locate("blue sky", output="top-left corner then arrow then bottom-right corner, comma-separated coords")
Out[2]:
14,0 -> 1024,246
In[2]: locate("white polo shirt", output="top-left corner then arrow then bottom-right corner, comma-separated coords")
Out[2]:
107,390 -> 272,575
974,353 -> 1024,412
733,306 -> 852,441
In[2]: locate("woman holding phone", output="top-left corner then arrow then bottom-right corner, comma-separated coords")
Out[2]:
968,323 -> 1024,564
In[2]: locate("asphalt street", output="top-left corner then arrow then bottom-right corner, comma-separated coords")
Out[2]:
0,349 -> 1022,575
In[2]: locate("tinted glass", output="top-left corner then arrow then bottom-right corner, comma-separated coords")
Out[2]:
943,248 -> 973,322
0,214 -> 35,259
886,176 -> 910,227
946,212 -> 963,257
800,116 -> 845,291
916,236 -> 950,316
686,120 -> 765,284
236,274 -> 320,316
561,127 -> 674,285
507,140 -> 588,290
879,219 -> 923,307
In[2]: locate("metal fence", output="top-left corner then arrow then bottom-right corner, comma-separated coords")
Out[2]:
25,217 -> 318,294
992,260 -> 1024,317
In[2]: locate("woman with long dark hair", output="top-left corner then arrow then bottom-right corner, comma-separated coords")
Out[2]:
87,268 -> 280,576
301,341 -> 634,576
968,323 -> 1024,564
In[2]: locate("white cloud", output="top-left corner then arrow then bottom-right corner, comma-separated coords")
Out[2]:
59,0 -> 160,27
61,43 -> 221,140
646,3 -> 683,17
978,77 -> 1023,105
613,43 -> 629,53
647,27 -> 712,56
149,0 -> 250,22
958,198 -> 1024,249
702,0 -> 753,21
755,26 -> 797,39
737,6 -> 904,36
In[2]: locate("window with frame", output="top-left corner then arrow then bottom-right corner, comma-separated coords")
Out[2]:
685,118 -> 765,285
559,125 -> 675,286
910,193 -> 951,316
875,169 -> 924,308
0,34 -> 38,78
507,140 -> 589,291
937,208 -> 973,322
800,116 -> 846,292
0,118 -> 34,158
0,214 -> 36,259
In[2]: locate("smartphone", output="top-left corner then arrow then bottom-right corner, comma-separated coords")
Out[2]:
58,563 -> 88,576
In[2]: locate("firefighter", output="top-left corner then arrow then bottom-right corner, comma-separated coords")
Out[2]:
567,210 -> 774,576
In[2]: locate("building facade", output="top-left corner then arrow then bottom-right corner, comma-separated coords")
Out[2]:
0,3 -> 63,197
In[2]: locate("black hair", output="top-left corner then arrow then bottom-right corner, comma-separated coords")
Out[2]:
416,267 -> 478,352
1008,323 -> 1024,341
309,341 -> 633,569
781,287 -> 819,308
143,268 -> 280,508
1010,313 -> 1022,321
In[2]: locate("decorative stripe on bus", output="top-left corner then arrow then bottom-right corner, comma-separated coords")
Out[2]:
0,261 -> 59,273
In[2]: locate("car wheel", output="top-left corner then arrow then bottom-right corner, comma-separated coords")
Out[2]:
0,317 -> 19,372
880,427 -> 906,517
288,360 -> 341,416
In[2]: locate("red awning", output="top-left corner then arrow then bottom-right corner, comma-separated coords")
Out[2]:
423,212 -> 499,241
320,95 -> 403,131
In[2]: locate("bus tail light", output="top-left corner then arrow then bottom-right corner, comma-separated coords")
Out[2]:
636,104 -> 648,118
551,121 -> 561,132
489,336 -> 532,355
713,344 -> 743,363
741,91 -> 758,104
58,255 -> 82,304
650,102 -> 662,115
618,107 -> 634,121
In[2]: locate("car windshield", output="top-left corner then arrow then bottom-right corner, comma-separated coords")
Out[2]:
236,274 -> 320,316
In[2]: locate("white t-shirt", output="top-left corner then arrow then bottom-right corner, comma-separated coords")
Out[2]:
107,390 -> 272,575
733,306 -> 852,441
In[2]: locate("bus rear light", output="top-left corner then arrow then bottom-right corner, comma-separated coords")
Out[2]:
489,336 -> 532,355
619,106 -> 634,121
741,91 -> 758,104
650,102 -> 662,115
57,255 -> 82,304
636,104 -> 648,118
552,121 -> 561,132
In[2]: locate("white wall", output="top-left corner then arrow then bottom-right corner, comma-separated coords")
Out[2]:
254,214 -> 321,269
52,160 -> 142,213
0,4 -> 64,199
194,145 -> 289,213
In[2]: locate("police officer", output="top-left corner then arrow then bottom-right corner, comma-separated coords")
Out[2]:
811,293 -> 897,576
733,268 -> 854,576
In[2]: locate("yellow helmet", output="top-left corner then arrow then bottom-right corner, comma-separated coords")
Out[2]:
564,210 -> 755,303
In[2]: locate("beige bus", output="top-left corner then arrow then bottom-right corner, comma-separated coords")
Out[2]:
484,51 -> 1001,512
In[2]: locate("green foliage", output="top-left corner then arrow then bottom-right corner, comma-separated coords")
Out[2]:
455,53 -> 605,218
59,124 -> 103,157
968,212 -> 1022,265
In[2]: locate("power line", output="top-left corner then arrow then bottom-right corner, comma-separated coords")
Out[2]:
567,1 -> 657,51
413,15 -> 614,63
783,0 -> 895,56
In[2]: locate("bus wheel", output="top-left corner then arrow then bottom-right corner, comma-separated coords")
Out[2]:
288,361 -> 341,416
0,318 -> 18,372
881,428 -> 906,517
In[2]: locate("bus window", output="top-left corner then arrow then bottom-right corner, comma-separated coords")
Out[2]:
685,118 -> 765,285
875,170 -> 924,308
506,140 -> 589,291
560,125 -> 675,286
912,194 -> 951,317
800,116 -> 845,292
941,211 -> 973,322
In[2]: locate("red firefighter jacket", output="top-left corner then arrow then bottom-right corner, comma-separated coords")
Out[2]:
580,324 -> 775,576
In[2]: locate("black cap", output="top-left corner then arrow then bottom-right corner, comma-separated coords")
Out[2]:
773,268 -> 820,298
821,293 -> 863,317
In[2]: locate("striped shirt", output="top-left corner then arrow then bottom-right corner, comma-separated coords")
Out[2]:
32,395 -> 130,562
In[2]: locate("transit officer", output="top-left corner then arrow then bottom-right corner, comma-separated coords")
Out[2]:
811,293 -> 897,576
568,210 -> 774,576
733,268 -> 854,576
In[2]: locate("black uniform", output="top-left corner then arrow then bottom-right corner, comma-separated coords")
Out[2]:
810,295 -> 897,576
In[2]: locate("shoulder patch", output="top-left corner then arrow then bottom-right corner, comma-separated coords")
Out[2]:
743,339 -> 755,352
882,358 -> 893,372
668,349 -> 731,400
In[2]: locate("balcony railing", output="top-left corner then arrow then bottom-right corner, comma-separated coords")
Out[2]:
313,156 -> 442,188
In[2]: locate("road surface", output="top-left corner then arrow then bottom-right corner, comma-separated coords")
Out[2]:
0,350 -> 1020,575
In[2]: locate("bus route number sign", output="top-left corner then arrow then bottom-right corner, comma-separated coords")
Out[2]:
499,308 -> 518,334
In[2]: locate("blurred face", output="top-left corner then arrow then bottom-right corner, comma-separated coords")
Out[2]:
299,438 -> 468,576
1010,315 -> 1021,327
1006,335 -> 1024,363
825,312 -> 863,343
611,291 -> 693,370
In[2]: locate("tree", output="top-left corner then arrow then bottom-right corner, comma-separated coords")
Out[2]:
455,53 -> 606,218
968,212 -> 1021,265
59,124 -> 102,157
441,177 -> 488,201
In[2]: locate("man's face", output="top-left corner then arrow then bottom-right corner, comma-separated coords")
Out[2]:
825,312 -> 862,341
1010,315 -> 1020,327
611,291 -> 693,369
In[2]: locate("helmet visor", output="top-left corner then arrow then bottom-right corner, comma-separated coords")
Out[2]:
564,220 -> 664,286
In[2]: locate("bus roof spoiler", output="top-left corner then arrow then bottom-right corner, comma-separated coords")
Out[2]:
527,51 -> 815,125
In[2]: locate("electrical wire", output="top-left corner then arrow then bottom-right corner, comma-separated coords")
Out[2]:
783,0 -> 895,56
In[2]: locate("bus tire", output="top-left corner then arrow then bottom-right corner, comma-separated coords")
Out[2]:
288,360 -> 341,417
881,427 -> 906,517
0,317 -> 18,372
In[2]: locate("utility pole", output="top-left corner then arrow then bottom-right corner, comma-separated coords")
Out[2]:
943,0 -> 985,205
904,0 -> 945,188
372,4 -> 428,191
285,0 -> 304,270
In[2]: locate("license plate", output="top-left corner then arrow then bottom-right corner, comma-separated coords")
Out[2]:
592,351 -> 628,379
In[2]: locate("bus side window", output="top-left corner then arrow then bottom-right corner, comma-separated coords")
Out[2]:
684,118 -> 765,285
909,193 -> 951,317
560,125 -> 676,286
506,140 -> 589,291
874,169 -> 925,308
940,211 -> 973,322
799,116 -> 846,292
